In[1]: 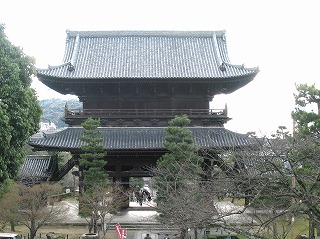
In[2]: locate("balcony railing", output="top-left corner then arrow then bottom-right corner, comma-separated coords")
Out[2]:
65,108 -> 227,118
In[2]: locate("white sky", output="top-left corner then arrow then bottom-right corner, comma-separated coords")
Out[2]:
1,0 -> 320,135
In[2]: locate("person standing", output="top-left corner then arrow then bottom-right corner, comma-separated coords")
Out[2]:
144,234 -> 152,239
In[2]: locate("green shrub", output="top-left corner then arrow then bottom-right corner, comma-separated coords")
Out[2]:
205,234 -> 240,239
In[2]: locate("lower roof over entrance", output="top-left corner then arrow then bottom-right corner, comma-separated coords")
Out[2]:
28,126 -> 255,152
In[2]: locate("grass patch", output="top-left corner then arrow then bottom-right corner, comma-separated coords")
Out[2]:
285,217 -> 309,239
257,216 -> 309,239
205,234 -> 247,239
223,198 -> 245,206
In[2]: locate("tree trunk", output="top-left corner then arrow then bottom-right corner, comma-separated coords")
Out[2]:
30,220 -> 37,239
89,217 -> 93,233
93,215 -> 98,233
10,220 -> 15,231
30,226 -> 37,239
316,221 -> 320,239
79,167 -> 85,195
180,228 -> 188,239
244,188 -> 252,205
101,216 -> 107,239
31,231 -> 37,239
309,214 -> 315,239
272,208 -> 277,239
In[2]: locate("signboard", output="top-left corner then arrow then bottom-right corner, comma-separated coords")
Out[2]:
121,228 -> 127,239
115,223 -> 126,239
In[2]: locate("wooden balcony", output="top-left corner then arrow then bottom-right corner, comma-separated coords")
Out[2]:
66,108 -> 226,117
64,107 -> 229,127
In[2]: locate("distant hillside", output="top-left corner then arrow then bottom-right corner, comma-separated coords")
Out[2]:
40,98 -> 82,128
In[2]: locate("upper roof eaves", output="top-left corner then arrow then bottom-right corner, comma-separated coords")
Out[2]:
37,30 -> 259,79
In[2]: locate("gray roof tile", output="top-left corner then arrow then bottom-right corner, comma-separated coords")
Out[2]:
29,127 -> 255,151
37,30 -> 258,79
17,155 -> 58,183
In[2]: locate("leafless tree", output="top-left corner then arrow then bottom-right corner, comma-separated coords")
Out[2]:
79,183 -> 128,238
153,132 -> 320,239
0,182 -> 66,239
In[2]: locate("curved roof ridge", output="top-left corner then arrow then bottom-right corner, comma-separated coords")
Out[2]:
37,62 -> 71,71
68,33 -> 80,71
211,32 -> 223,69
66,30 -> 227,38
223,62 -> 259,72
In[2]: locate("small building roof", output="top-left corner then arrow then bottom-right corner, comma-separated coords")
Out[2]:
37,30 -> 258,94
17,155 -> 58,184
29,127 -> 255,151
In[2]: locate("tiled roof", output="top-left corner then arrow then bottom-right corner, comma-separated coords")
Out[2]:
29,127 -> 255,151
17,155 -> 58,183
37,30 -> 259,80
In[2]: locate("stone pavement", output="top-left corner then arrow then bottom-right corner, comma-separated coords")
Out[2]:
58,200 -> 181,239
57,200 -> 255,230
58,200 -> 255,225
58,201 -> 159,226
133,230 -> 180,239
52,200 -> 255,239
214,201 -> 256,225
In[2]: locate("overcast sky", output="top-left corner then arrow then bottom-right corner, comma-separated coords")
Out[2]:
1,0 -> 320,135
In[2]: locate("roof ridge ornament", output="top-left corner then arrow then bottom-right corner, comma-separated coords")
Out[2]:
67,62 -> 74,71
68,33 -> 80,71
219,62 -> 226,71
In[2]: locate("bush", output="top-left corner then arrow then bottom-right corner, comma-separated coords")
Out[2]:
205,234 -> 240,239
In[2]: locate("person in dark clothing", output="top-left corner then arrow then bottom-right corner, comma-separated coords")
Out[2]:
144,234 -> 152,239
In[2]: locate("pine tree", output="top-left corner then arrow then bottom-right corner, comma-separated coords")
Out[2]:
292,83 -> 320,136
80,118 -> 108,192
154,115 -> 204,239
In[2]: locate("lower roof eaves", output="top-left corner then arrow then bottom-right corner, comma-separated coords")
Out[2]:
28,127 -> 255,152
